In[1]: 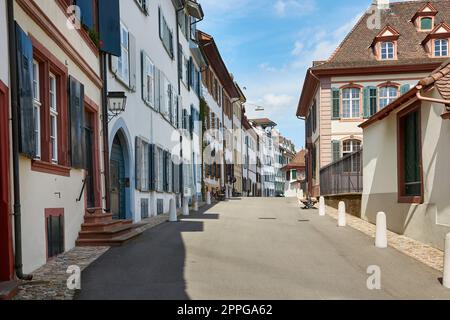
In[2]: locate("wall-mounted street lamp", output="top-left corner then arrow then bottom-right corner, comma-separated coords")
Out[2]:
107,91 -> 127,122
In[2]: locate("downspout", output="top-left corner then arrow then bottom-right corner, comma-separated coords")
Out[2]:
175,2 -> 185,204
416,85 -> 450,110
7,0 -> 32,280
100,52 -> 111,213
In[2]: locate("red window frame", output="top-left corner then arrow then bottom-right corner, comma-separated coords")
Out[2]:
397,102 -> 424,204
30,36 -> 71,176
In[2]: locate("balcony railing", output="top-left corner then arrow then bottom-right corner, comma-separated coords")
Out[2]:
320,149 -> 363,196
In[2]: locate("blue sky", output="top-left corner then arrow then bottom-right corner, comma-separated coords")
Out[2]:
197,0 -> 380,150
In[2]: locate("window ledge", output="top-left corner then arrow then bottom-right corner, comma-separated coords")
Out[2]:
31,160 -> 71,177
398,196 -> 423,204
339,118 -> 364,122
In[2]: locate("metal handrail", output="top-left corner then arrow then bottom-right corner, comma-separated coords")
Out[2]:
76,179 -> 86,202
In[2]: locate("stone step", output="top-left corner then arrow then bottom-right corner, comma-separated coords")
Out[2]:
75,228 -> 143,247
81,220 -> 123,232
78,224 -> 135,240
84,213 -> 114,224
85,207 -> 104,215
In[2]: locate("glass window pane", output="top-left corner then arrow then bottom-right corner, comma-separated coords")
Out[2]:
403,111 -> 421,196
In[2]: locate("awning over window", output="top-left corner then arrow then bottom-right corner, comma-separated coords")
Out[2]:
186,0 -> 204,19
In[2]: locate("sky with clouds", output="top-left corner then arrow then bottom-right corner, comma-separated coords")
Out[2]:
196,0 -> 392,150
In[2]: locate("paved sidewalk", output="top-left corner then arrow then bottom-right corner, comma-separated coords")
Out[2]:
13,213 -> 172,300
325,205 -> 444,272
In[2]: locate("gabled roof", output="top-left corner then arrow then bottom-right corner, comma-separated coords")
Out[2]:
282,150 -> 306,171
249,118 -> 277,128
313,0 -> 450,71
411,1 -> 439,21
197,30 -> 240,99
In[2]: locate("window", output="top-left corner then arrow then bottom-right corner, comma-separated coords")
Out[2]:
434,39 -> 448,57
379,86 -> 398,109
398,106 -> 422,203
142,53 -> 155,107
369,87 -> 378,116
49,74 -> 58,163
343,140 -> 362,173
291,170 -> 297,180
380,42 -> 395,60
118,22 -> 130,84
32,60 -> 41,159
135,0 -> 148,13
159,8 -> 174,58
342,88 -> 360,119
421,17 -> 433,30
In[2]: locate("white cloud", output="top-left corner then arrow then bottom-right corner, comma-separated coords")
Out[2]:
274,0 -> 317,17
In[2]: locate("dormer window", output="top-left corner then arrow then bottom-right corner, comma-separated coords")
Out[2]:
434,39 -> 449,57
412,2 -> 438,32
420,17 -> 433,31
381,42 -> 395,60
421,22 -> 450,58
372,25 -> 399,61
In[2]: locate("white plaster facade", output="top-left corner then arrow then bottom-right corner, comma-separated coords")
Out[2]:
13,0 -> 103,273
362,87 -> 450,250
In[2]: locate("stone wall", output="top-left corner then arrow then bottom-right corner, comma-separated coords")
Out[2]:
324,194 -> 362,218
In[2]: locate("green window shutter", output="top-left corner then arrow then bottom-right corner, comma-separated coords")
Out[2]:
400,84 -> 410,96
331,88 -> 340,120
363,87 -> 370,119
149,144 -> 155,191
135,137 -> 142,191
369,87 -> 378,116
421,17 -> 432,30
332,140 -> 341,163
363,86 -> 378,118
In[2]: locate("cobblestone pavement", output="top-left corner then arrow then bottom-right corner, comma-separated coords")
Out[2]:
13,213 -> 173,300
325,205 -> 444,272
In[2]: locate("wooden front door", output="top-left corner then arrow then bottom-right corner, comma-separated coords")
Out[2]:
110,136 -> 126,220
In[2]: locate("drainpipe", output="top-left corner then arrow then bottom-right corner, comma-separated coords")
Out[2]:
416,85 -> 450,110
175,2 -> 185,205
7,0 -> 32,281
100,52 -> 111,213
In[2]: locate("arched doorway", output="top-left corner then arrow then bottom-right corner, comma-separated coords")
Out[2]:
110,133 -> 127,220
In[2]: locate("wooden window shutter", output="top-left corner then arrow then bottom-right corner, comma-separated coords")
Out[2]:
69,76 -> 86,169
332,140 -> 341,163
141,51 -> 148,103
154,68 -> 161,111
77,0 -> 94,29
149,144 -> 156,190
363,87 -> 370,119
129,32 -> 137,91
331,88 -> 340,120
135,137 -> 142,191
15,23 -> 36,158
98,0 -> 121,56
400,84 -> 410,96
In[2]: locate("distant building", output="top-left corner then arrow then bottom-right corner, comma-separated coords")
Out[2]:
281,150 -> 306,198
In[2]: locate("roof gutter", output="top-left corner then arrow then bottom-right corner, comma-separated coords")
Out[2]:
416,84 -> 450,111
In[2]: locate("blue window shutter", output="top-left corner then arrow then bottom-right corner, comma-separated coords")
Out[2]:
400,84 -> 410,95
129,33 -> 137,91
149,144 -> 155,190
135,137 -> 142,191
69,76 -> 86,169
98,0 -> 121,56
331,88 -> 340,120
75,0 -> 94,30
15,23 -> 35,158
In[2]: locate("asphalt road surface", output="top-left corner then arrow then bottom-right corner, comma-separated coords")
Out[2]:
75,197 -> 450,300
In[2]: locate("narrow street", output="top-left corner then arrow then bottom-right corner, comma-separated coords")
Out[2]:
75,198 -> 450,300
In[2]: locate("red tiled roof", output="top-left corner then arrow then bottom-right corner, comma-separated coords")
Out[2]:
282,150 -> 306,171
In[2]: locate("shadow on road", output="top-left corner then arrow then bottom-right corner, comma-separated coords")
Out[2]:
75,204 -> 220,300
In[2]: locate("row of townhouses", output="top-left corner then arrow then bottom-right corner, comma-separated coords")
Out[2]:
0,0 -> 296,295
297,0 -> 450,250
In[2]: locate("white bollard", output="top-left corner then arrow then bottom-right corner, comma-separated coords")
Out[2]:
375,212 -> 388,248
338,201 -> 346,227
193,200 -> 199,212
444,233 -> 450,289
182,199 -> 189,216
299,189 -> 304,200
206,192 -> 211,205
319,196 -> 326,216
169,199 -> 177,222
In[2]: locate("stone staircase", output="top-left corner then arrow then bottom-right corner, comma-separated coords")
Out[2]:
76,208 -> 144,247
